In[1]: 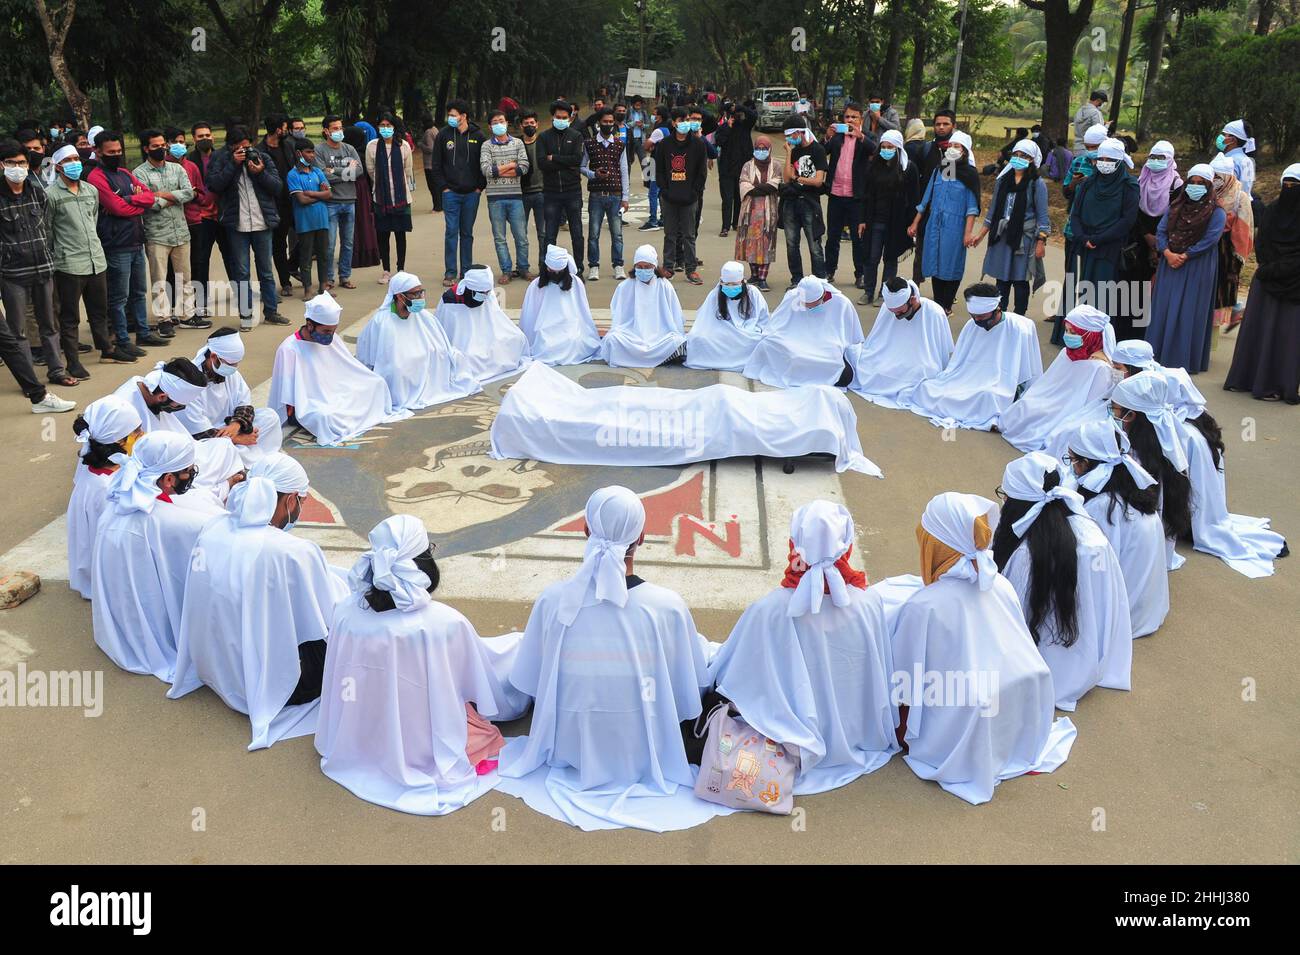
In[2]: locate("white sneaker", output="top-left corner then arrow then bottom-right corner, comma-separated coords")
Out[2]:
615,269 -> 627,280
32,392 -> 76,414
378,271 -> 390,285
587,266 -> 600,282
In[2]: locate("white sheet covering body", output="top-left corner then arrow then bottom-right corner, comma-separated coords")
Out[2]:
519,276 -> 602,365
1002,513 -> 1133,711
905,312 -> 1042,430
316,599 -> 529,815
168,518 -> 351,749
684,285 -> 769,372
742,286 -> 863,387
268,333 -> 409,446
67,467 -> 114,599
1083,493 -> 1169,637
496,579 -> 729,832
891,574 -> 1076,804
998,353 -> 1116,451
434,294 -> 531,381
709,586 -> 899,794
848,296 -> 954,408
602,275 -> 686,367
175,366 -> 253,434
489,363 -> 882,476
355,306 -> 482,410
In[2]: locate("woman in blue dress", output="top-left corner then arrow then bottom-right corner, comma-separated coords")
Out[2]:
971,138 -> 1050,316
1146,163 -> 1226,374
910,130 -> 981,314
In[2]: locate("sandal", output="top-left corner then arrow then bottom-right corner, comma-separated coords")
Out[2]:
339,280 -> 357,290
50,375 -> 79,387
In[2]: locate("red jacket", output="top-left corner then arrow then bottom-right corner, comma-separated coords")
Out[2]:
172,157 -> 208,225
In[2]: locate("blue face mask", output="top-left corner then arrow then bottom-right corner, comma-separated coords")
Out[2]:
308,328 -> 335,346
552,118 -> 570,131
1185,183 -> 1208,201
1062,332 -> 1084,349
879,148 -> 896,161
379,126 -> 394,139
491,122 -> 507,137
61,161 -> 83,180
869,103 -> 882,112
169,143 -> 187,159
676,122 -> 692,135
690,120 -> 701,132
214,361 -> 238,378
330,129 -> 344,142
50,128 -> 61,140
298,154 -> 312,166
1215,134 -> 1226,152
635,267 -> 655,283
1009,155 -> 1030,170
407,298 -> 426,313
752,149 -> 770,161
720,284 -> 743,299
786,136 -> 802,147
447,115 -> 460,128
1146,157 -> 1168,171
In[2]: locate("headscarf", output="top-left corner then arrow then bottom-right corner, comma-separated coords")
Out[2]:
544,244 -> 578,278
77,395 -> 141,460
1062,303 -> 1116,361
456,265 -> 494,296
1001,452 -> 1090,537
198,331 -> 245,366
879,129 -> 909,170
633,243 -> 659,267
382,270 -> 421,308
931,129 -> 981,208
1067,420 -> 1157,494
904,118 -> 926,144
882,278 -> 919,311
1111,370 -> 1188,472
1222,119 -> 1255,154
917,492 -> 999,590
989,138 -> 1041,251
1097,137 -> 1133,169
780,501 -> 867,617
1110,338 -> 1156,370
1079,140 -> 1133,235
1083,124 -> 1108,148
1254,166 -> 1300,301
106,431 -> 195,514
144,362 -> 205,407
349,514 -> 432,612
1211,160 -> 1254,260
797,275 -> 833,308
1138,140 -> 1181,217
995,138 -> 1041,179
555,486 -> 646,626
305,292 -> 343,326
228,452 -> 309,527
948,130 -> 977,167
752,135 -> 773,174
1163,163 -> 1217,254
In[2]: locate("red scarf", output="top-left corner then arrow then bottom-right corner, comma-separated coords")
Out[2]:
780,539 -> 868,592
1064,322 -> 1104,362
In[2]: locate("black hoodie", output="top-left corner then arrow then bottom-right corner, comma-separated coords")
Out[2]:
430,121 -> 487,194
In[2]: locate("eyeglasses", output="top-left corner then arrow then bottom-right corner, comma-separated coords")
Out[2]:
994,485 -> 1007,502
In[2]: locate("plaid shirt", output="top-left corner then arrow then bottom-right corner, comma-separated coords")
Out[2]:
0,181 -> 54,283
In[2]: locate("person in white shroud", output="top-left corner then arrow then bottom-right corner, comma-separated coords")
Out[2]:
315,515 -> 530,815
992,452 -> 1132,712
743,275 -> 863,388
175,328 -> 259,445
998,303 -> 1118,452
1064,421 -> 1169,637
268,292 -> 411,447
891,491 -> 1076,804
433,264 -> 530,382
905,282 -> 1042,430
355,271 -> 482,411
683,261 -> 770,372
67,396 -> 143,600
707,501 -> 899,795
602,245 -> 687,367
847,276 -> 953,408
169,452 -> 351,750
496,486 -> 728,832
519,246 -> 601,365
90,432 -> 211,682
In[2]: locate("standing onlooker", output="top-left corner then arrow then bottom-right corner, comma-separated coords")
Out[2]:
822,102 -> 874,288
430,99 -> 485,286
0,139 -> 77,411
518,111 -> 546,263
626,95 -> 650,185
366,112 -> 416,284
581,106 -> 628,282
162,126 -> 210,323
968,139 -> 1050,316
779,116 -> 829,287
654,107 -> 707,284
87,130 -> 167,350
204,125 -> 288,329
538,100 -> 586,273
186,122 -> 230,319
418,114 -> 441,213
479,109 -> 530,284
316,115 -> 361,290
260,113 -> 298,297
735,135 -> 783,291
864,92 -> 900,137
856,129 -> 920,305
286,139 -> 332,298
910,130 -> 981,313
687,106 -> 718,252
1072,90 -> 1107,156
714,98 -> 756,238
133,129 -> 201,335
1068,138 -> 1139,328
47,145 -> 130,368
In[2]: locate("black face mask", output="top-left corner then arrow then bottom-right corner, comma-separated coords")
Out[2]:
172,466 -> 198,495
76,147 -> 92,162
973,312 -> 1001,330
101,154 -> 122,170
600,124 -> 615,136
522,125 -> 538,136
147,146 -> 166,162
894,301 -> 919,321
197,140 -> 214,152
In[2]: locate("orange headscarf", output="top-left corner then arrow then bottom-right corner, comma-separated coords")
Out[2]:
915,515 -> 992,585
781,538 -> 867,592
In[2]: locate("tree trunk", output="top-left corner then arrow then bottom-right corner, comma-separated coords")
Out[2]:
34,0 -> 92,129
1136,0 -> 1170,143
1108,0 -> 1139,126
881,0 -> 906,104
435,63 -> 453,123
1037,0 -> 1096,146
1255,0 -> 1275,34
906,1 -> 931,118
105,64 -> 122,133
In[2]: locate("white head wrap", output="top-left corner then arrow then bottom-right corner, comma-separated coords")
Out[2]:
798,275 -> 830,307
1067,420 -> 1157,494
1084,124 -> 1108,148
1282,163 -> 1300,184
1063,303 -> 1117,359
948,130 -> 977,166
1210,153 -> 1235,178
381,270 -> 421,308
882,278 -> 919,311
304,292 -> 343,326
199,331 -> 245,366
52,144 -> 79,164
879,129 -> 909,170
787,500 -> 857,617
996,138 -> 1043,178
106,431 -> 195,514
144,362 -> 205,407
783,125 -> 813,145
1111,370 -> 1188,472
228,452 -> 309,527
1148,140 -> 1175,160
555,486 -> 646,626
633,243 -> 658,267
457,265 -> 494,295
77,395 -> 141,460
719,261 -> 744,284
1110,339 -> 1155,370
348,514 -> 433,612
920,492 -> 1000,591
965,292 -> 1002,316
87,125 -> 104,147
1187,163 -> 1215,183
1222,119 -> 1255,153
1097,138 -> 1133,169
1001,452 -> 1090,537
544,244 -> 578,277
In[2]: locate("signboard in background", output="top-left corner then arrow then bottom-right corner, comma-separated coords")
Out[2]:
825,84 -> 846,112
626,68 -> 658,99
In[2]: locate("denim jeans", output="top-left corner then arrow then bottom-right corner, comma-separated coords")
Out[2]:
587,194 -> 624,268
647,181 -> 661,224
442,190 -> 481,278
861,221 -> 899,301
487,196 -> 530,274
105,246 -> 152,343
781,196 -> 826,282
225,227 -> 279,319
325,201 -> 356,282
522,192 -> 545,263
543,192 -> 584,271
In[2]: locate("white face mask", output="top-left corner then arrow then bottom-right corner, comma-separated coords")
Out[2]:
1094,159 -> 1119,175
3,166 -> 30,184
944,147 -> 963,163
1110,366 -> 1126,386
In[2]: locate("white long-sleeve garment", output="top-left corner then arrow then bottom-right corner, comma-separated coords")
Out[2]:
905,312 -> 1042,430
743,283 -> 863,387
1083,492 -> 1169,637
602,274 -> 686,367
518,275 -> 602,365
67,467 -> 115,600
848,295 -> 954,408
684,285 -> 769,372
355,305 -> 482,411
1002,513 -> 1134,711
433,292 -> 531,382
998,352 -> 1117,452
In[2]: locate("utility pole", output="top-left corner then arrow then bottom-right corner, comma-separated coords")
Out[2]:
949,0 -> 969,112
637,0 -> 646,70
